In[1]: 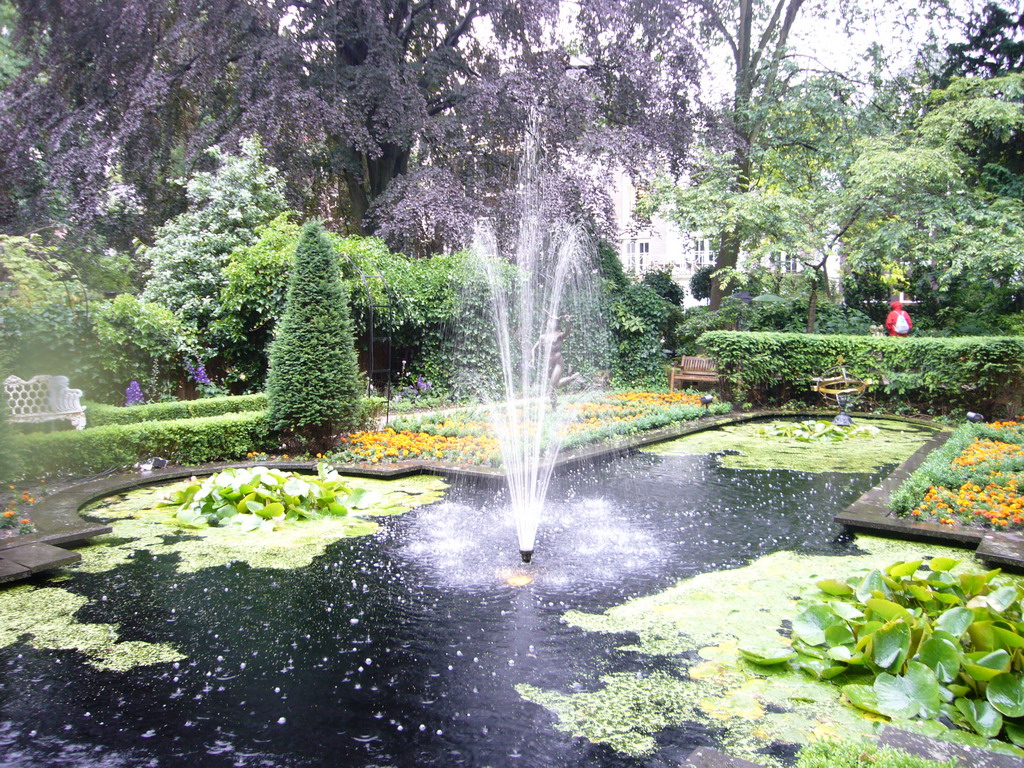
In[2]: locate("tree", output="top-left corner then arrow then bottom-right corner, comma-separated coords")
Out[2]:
690,264 -> 715,302
941,2 -> 1024,84
266,222 -> 363,450
0,0 -> 701,254
141,137 -> 286,335
688,0 -> 820,308
842,74 -> 1024,327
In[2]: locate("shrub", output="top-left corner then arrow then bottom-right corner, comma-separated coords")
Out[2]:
610,283 -> 678,389
698,331 -> 1024,414
85,394 -> 268,427
91,294 -> 195,402
141,137 -> 286,333
266,223 -> 363,449
10,411 -> 274,479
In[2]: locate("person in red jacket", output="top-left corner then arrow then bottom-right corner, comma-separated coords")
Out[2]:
885,300 -> 913,336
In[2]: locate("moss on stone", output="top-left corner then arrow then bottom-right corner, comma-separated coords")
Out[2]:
78,473 -> 448,573
0,585 -> 184,671
641,419 -> 937,473
518,536 -> 1011,765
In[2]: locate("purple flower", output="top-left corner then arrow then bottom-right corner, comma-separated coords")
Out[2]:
185,360 -> 212,385
125,380 -> 144,406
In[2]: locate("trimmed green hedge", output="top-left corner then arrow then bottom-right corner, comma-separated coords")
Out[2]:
12,411 -> 275,479
698,331 -> 1024,413
85,394 -> 268,427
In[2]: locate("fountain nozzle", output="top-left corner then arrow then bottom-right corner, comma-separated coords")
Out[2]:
520,550 -> 533,563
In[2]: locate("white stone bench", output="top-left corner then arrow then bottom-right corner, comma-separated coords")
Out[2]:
4,375 -> 87,430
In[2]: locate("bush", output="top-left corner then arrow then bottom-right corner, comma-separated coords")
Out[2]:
698,331 -> 1024,413
266,223 -> 363,449
11,411 -> 274,479
610,283 -> 678,389
86,393 -> 267,427
92,294 -> 195,402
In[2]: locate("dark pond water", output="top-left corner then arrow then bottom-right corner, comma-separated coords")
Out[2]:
0,449 -> 899,768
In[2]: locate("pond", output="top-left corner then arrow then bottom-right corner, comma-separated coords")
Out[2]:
0,419 -> 960,767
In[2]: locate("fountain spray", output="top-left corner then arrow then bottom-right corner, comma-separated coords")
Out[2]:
462,118 -> 607,562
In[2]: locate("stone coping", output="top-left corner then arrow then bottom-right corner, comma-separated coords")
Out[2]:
2,408 -> 943,563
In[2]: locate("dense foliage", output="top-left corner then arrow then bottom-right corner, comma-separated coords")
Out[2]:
141,138 -> 286,334
0,0 -> 700,252
776,557 -> 1024,746
698,331 -> 1024,414
266,223 -> 363,449
158,463 -> 401,533
85,393 -> 267,427
9,411 -> 275,479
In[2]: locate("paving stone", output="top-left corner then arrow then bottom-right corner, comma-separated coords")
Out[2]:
0,557 -> 30,584
1,542 -> 80,573
879,727 -> 1024,768
679,746 -> 763,768
977,533 -> 1024,570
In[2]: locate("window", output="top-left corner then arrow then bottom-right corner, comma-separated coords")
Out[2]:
638,241 -> 649,273
626,240 -> 636,272
695,238 -> 715,267
772,253 -> 800,273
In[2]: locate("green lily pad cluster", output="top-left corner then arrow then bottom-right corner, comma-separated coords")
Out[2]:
158,463 -> 397,532
758,420 -> 880,443
745,556 -> 1024,745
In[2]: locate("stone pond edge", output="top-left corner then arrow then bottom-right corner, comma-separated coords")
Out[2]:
5,407 -> 996,578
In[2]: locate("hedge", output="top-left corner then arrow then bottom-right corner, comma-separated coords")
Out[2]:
85,394 -> 268,427
697,331 -> 1024,414
12,411 -> 275,479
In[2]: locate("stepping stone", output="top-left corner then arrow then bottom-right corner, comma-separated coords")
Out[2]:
879,727 -> 1024,768
680,746 -> 763,768
0,557 -> 30,584
977,533 -> 1024,571
0,542 -> 80,575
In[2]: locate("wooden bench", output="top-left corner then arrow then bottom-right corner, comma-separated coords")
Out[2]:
4,375 -> 87,430
668,356 -> 719,391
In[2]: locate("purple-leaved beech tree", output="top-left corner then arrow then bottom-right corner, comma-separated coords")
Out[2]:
0,0 -> 704,258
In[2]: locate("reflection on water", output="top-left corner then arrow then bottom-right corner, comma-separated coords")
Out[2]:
0,451 -> 894,767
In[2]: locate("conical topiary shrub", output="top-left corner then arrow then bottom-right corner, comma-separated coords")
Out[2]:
266,222 -> 363,450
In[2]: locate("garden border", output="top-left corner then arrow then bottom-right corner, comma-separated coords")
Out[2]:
0,409 -> 954,583
834,432 -> 1024,571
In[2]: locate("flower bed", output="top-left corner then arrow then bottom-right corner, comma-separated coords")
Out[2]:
895,421 -> 1024,530
1,484 -> 37,538
331,391 -> 730,466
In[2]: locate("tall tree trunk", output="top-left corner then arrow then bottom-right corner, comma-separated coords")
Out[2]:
709,147 -> 752,309
806,276 -> 818,333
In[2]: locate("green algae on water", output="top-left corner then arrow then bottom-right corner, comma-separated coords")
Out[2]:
0,584 -> 185,671
517,536 -> 1018,765
77,473 -> 448,573
641,418 -> 937,473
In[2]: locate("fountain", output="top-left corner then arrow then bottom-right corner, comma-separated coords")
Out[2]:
464,133 -> 607,563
